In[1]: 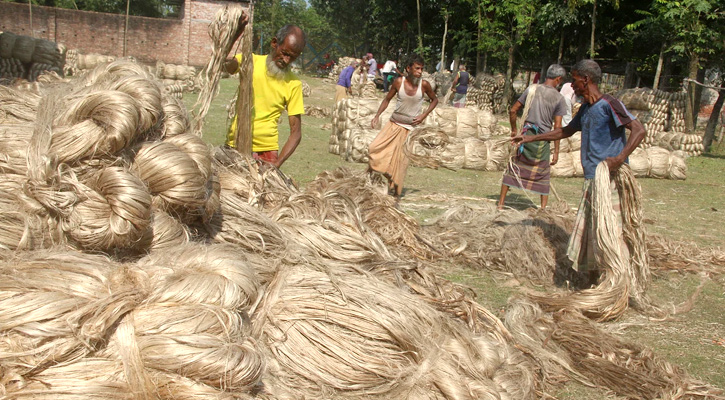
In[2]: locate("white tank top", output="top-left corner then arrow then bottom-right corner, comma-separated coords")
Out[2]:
391,76 -> 423,130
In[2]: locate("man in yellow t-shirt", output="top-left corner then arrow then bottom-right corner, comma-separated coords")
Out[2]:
225,25 -> 306,168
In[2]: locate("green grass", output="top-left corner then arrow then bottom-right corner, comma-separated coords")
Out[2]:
187,74 -> 725,398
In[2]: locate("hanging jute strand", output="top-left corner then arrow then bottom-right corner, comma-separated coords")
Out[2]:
191,4 -> 248,136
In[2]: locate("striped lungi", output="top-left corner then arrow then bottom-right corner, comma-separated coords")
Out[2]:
567,178 -> 627,274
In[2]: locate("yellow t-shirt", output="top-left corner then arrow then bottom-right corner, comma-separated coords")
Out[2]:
226,54 -> 305,151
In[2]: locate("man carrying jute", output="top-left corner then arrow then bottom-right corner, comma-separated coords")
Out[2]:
512,59 -> 646,283
368,54 -> 438,198
498,64 -> 567,210
335,59 -> 358,104
225,25 -> 306,168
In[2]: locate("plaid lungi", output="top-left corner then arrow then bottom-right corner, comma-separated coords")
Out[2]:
567,178 -> 627,273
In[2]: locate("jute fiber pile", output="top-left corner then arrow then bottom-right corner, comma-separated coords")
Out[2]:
0,31 -> 65,82
617,87 -> 704,156
303,105 -> 330,118
1,55 -> 724,399
326,56 -> 357,82
0,57 -> 545,399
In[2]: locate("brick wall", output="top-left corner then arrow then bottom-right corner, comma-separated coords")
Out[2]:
0,0 -> 248,67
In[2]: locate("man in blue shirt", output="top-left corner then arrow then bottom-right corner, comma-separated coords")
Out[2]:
335,60 -> 358,104
512,59 -> 646,284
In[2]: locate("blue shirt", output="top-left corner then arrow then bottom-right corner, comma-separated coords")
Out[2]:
568,94 -> 635,179
337,66 -> 354,88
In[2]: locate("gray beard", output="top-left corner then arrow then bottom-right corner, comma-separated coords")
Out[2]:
407,75 -> 421,86
266,55 -> 289,79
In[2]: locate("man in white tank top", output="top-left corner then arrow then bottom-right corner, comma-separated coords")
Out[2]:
368,54 -> 438,198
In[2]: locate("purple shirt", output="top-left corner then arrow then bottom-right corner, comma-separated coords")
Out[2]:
337,66 -> 354,88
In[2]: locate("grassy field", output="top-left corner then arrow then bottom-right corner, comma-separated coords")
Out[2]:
186,75 -> 724,398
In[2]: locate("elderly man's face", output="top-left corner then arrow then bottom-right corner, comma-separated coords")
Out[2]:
270,34 -> 303,71
571,71 -> 588,97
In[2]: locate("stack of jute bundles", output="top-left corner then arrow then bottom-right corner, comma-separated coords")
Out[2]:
656,91 -> 704,156
470,74 -> 506,113
329,98 -> 392,161
552,141 -> 687,180
327,56 -> 357,81
0,57 -> 541,400
405,106 -> 511,171
155,60 -> 200,97
0,31 -> 65,82
302,80 -> 311,96
432,71 -> 454,98
617,88 -> 704,157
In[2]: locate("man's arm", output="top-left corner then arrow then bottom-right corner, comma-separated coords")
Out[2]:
413,80 -> 439,126
371,78 -> 400,128
509,101 -> 523,137
605,118 -> 646,172
450,73 -> 460,92
275,114 -> 302,168
513,124 -> 578,145
551,115 -> 563,165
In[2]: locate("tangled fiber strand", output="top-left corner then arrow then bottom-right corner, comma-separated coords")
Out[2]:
159,95 -> 191,139
0,174 -> 56,251
0,85 -> 40,124
192,4 -> 247,136
418,203 -> 574,284
648,234 -> 725,275
0,124 -> 33,175
212,146 -> 298,209
306,168 -> 431,259
1,244 -> 268,398
0,251 -> 145,377
404,126 -> 452,169
504,298 -> 725,399
252,264 -> 537,400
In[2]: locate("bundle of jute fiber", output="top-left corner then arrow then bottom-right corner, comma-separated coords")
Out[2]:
0,59 -> 219,254
528,163 -> 656,321
1,244 -> 268,399
424,106 -> 479,139
627,146 -> 687,180
155,60 -> 196,81
192,3 -> 248,136
75,53 -> 116,71
404,125 -> 453,169
327,56 -> 357,80
301,80 -> 311,97
252,264 -> 537,400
